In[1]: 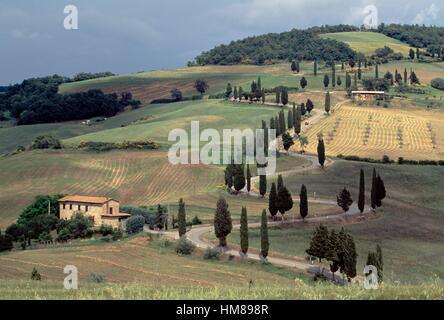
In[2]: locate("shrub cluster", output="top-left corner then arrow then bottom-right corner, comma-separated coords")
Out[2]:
75,140 -> 158,152
150,95 -> 202,104
338,154 -> 444,166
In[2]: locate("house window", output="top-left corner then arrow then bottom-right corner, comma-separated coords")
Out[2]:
109,207 -> 113,215
63,204 -> 66,210
85,205 -> 89,212
69,204 -> 72,210
78,205 -> 81,211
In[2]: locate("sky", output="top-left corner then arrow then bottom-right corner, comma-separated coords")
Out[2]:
0,0 -> 443,85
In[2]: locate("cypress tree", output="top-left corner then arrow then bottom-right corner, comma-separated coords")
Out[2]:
260,209 -> 269,260
277,186 -> 293,221
300,184 -> 308,221
268,183 -> 279,220
306,99 -> 314,113
371,168 -> 378,209
279,110 -> 286,133
376,244 -> 384,282
178,198 -> 187,237
325,91 -> 331,114
261,89 -> 266,104
240,207 -> 249,255
358,169 -> 365,213
275,90 -> 280,104
344,232 -> 358,282
375,64 -> 379,79
404,68 -> 408,84
291,61 -> 297,73
292,102 -> 297,125
259,175 -> 267,197
358,67 -> 362,80
337,187 -> 353,212
239,86 -> 243,100
323,74 -> 330,88
326,229 -> 340,281
301,103 -> 306,116
246,164 -> 252,193
281,89 -> 289,106
294,109 -> 301,136
275,116 -> 280,136
345,72 -> 351,89
332,63 -> 336,87
314,60 -> 318,76
214,197 -> 233,247
376,175 -> 386,207
300,77 -> 307,89
224,163 -> 234,189
233,86 -> 238,100
337,75 -> 342,87
317,138 -> 326,167
257,77 -> 262,92
277,174 -> 284,191
288,109 -> 293,129
233,164 -> 246,193
306,224 -> 329,270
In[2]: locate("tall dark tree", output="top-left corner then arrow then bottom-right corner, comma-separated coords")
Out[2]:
277,174 -> 284,191
282,132 -> 294,152
299,184 -> 308,221
325,91 -> 331,114
178,198 -> 187,237
277,185 -> 293,221
268,183 -> 279,220
326,230 -> 340,281
337,187 -> 353,212
291,61 -> 297,73
259,175 -> 267,197
240,207 -> 249,255
260,209 -> 269,260
404,68 -> 408,85
376,175 -> 386,207
314,60 -> 318,76
323,74 -> 330,88
371,168 -> 378,209
224,163 -> 234,189
306,224 -> 329,271
306,99 -> 314,113
375,64 -> 379,79
300,77 -> 308,89
358,169 -> 365,213
332,63 -> 336,87
337,75 -> 342,87
287,109 -> 293,129
225,83 -> 233,99
344,232 -> 358,282
300,103 -> 306,116
345,73 -> 352,89
275,90 -> 280,104
376,244 -> 384,282
317,138 -> 326,167
281,89 -> 289,106
246,164 -> 252,193
409,48 -> 415,60
214,197 -> 233,247
233,164 -> 246,193
358,67 -> 362,80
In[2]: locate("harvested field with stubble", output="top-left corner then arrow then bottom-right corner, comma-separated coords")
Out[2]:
0,235 -> 303,288
0,150 -> 223,228
299,103 -> 444,160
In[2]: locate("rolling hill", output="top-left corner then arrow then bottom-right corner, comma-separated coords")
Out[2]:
319,32 -> 413,56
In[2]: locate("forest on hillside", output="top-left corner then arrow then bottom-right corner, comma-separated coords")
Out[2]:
194,24 -> 444,65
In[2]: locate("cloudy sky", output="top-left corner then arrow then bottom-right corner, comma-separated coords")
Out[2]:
0,0 -> 442,84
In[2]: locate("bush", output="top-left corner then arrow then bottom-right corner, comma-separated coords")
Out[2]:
57,228 -> 71,242
176,236 -> 195,255
99,225 -> 114,236
431,78 -> 444,90
112,229 -> 123,241
31,268 -> 41,281
186,215 -> 202,227
89,272 -> 106,283
0,230 -> 13,252
126,215 -> 145,235
30,136 -> 62,150
203,247 -> 222,260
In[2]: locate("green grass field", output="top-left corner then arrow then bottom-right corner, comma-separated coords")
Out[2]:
239,160 -> 444,284
320,32 -> 413,56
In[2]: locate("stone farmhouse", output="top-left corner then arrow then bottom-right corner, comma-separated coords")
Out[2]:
58,196 -> 130,229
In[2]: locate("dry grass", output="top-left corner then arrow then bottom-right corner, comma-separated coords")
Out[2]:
298,103 -> 444,160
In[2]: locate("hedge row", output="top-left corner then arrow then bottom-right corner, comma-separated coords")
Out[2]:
338,154 -> 444,166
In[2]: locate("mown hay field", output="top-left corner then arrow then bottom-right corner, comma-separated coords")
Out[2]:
320,32 -> 414,56
299,103 -> 444,160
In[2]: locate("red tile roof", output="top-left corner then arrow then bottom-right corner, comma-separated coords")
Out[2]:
58,196 -> 118,204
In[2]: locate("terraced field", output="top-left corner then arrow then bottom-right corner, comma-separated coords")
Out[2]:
299,103 -> 444,160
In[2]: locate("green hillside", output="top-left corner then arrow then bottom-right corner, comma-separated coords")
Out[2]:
320,32 -> 413,56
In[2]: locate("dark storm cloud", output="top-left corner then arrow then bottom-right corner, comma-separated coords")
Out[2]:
0,0 -> 442,84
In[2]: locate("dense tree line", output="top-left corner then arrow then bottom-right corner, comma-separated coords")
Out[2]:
0,76 -> 140,125
193,27 -> 357,66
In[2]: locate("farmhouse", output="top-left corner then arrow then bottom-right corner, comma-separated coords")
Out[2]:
351,91 -> 385,101
58,196 -> 130,228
